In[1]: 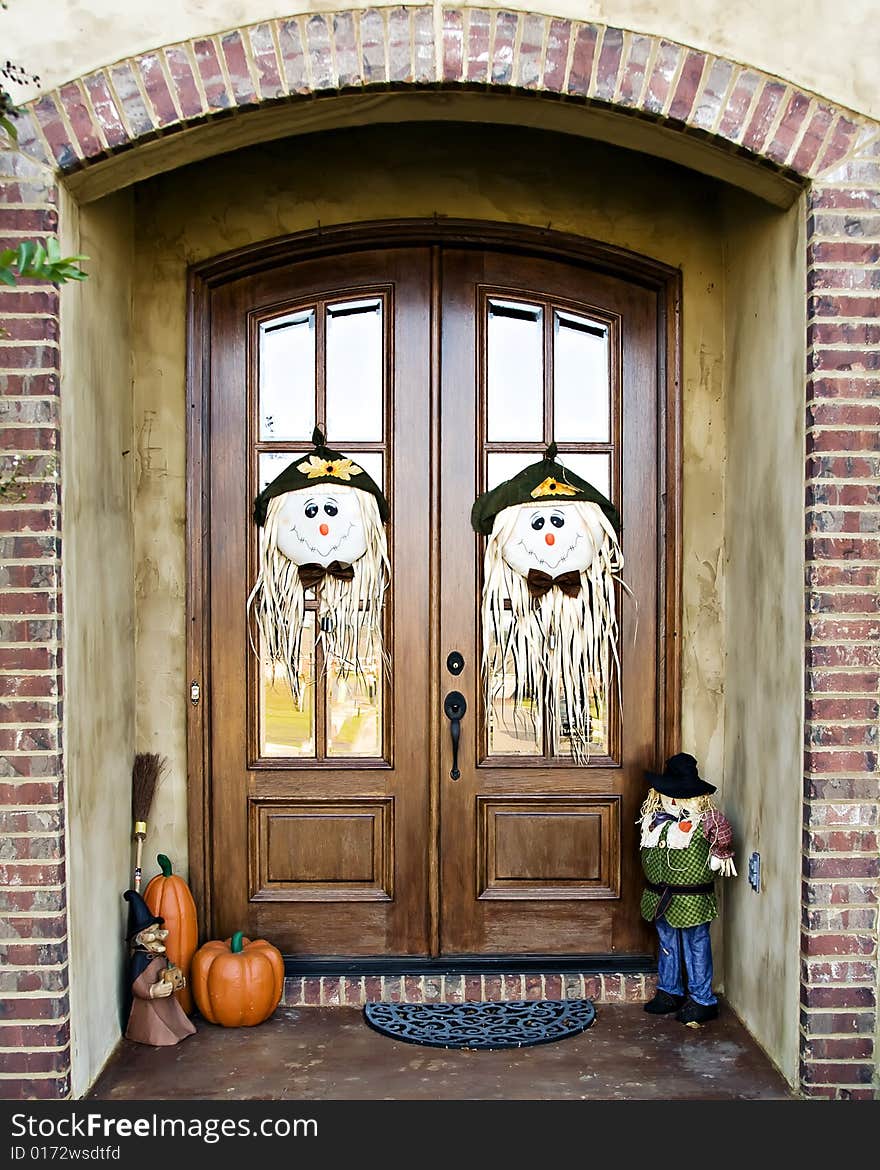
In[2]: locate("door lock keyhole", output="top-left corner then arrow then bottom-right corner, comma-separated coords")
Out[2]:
446,650 -> 465,675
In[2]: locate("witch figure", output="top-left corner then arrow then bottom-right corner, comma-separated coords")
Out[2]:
123,889 -> 196,1046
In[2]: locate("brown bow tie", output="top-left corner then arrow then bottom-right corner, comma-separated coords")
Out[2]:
297,561 -> 355,589
526,568 -> 582,599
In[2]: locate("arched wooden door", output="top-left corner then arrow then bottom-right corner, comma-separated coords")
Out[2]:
189,223 -> 679,961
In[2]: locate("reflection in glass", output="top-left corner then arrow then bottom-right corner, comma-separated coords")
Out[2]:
326,299 -> 383,443
559,453 -> 612,501
486,452 -> 534,490
343,452 -> 383,489
556,687 -> 608,758
485,616 -> 542,756
487,300 -> 543,442
326,639 -> 383,758
259,451 -> 295,491
259,311 -> 315,441
260,615 -> 316,757
553,311 -> 610,442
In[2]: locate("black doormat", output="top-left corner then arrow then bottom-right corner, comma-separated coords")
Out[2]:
363,998 -> 596,1050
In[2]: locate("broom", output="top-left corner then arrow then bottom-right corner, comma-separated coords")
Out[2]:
131,752 -> 167,892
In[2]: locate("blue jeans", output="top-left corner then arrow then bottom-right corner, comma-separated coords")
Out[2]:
655,916 -> 717,1006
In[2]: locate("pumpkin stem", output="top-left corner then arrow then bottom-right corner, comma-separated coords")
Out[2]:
157,854 -> 173,877
231,931 -> 245,954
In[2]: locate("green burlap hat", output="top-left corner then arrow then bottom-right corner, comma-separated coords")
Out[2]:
470,443 -> 619,536
253,427 -> 390,527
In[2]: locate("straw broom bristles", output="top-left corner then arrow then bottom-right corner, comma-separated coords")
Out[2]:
131,753 -> 167,891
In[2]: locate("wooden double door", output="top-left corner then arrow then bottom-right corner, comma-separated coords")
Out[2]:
195,226 -> 675,960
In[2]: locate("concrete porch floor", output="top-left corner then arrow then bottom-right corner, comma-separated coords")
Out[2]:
87,1002 -> 795,1100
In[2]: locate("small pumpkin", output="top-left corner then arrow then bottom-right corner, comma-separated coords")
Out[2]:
143,854 -> 198,1014
191,932 -> 284,1027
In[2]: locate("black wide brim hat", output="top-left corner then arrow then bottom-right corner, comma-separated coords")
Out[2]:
470,443 -> 620,536
645,752 -> 717,798
253,427 -> 390,527
123,889 -> 164,940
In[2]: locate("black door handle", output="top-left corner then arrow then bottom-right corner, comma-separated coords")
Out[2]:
443,691 -> 467,780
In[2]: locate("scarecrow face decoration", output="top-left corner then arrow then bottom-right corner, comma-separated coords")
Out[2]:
248,428 -> 390,699
500,503 -> 608,577
471,444 -> 625,763
275,485 -> 368,568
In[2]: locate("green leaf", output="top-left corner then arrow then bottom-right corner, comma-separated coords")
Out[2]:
45,237 -> 60,263
0,266 -> 16,286
0,116 -> 17,145
0,249 -> 15,267
16,240 -> 35,272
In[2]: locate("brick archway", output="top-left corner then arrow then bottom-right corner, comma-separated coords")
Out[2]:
1,8 -> 877,1100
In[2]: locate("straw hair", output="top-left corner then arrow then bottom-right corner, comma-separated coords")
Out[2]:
247,486 -> 390,698
482,500 -> 623,763
131,753 -> 167,822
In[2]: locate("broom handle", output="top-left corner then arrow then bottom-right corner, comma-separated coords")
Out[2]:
133,822 -> 146,891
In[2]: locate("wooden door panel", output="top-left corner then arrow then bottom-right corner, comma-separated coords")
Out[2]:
207,248 -> 432,956
439,249 -> 659,957
250,798 -> 394,901
476,796 -> 620,899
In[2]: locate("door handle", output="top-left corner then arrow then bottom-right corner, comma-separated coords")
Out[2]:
443,691 -> 467,780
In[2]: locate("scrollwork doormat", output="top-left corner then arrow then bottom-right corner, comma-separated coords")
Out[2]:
363,998 -> 596,1049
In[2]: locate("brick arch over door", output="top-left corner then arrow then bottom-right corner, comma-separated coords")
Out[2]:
1,8 -> 877,1101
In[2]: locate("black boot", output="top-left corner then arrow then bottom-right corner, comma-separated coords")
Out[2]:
643,989 -> 685,1015
675,998 -> 719,1026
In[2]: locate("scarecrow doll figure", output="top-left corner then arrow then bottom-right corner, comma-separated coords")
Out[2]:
248,426 -> 390,698
123,889 -> 196,1046
640,753 -> 737,1026
471,442 -> 624,762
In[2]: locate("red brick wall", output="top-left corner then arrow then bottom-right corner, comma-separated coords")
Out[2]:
0,8 -> 876,1099
0,145 -> 68,1099
803,133 -> 880,1097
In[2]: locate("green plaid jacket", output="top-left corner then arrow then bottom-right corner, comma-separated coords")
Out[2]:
640,820 -> 718,928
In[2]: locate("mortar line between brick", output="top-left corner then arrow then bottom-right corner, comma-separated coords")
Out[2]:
610,30 -> 630,106
761,83 -> 796,153
560,19 -> 579,95
235,26 -> 264,98
783,96 -> 818,169
179,42 -> 210,111
152,47 -> 185,124
587,24 -> 605,99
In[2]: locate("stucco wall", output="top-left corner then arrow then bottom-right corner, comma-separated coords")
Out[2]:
721,189 -> 806,1087
130,121 -> 728,876
59,189 -> 136,1099
5,1 -> 879,122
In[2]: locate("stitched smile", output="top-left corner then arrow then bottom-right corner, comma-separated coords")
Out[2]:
289,519 -> 355,555
513,529 -> 585,570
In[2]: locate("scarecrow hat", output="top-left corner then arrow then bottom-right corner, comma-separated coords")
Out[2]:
123,889 -> 164,941
253,426 -> 390,527
470,442 -> 620,536
645,753 -> 717,799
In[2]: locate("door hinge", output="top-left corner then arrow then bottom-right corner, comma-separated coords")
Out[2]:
190,680 -> 201,706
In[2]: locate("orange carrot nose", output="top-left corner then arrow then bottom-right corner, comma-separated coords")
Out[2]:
319,522 -> 330,536
545,533 -> 555,546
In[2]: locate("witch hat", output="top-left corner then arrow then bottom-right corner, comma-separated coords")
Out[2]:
644,753 -> 717,798
123,888 -> 164,940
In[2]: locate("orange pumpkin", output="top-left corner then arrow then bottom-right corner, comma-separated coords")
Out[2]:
143,854 -> 198,1014
191,932 -> 284,1027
